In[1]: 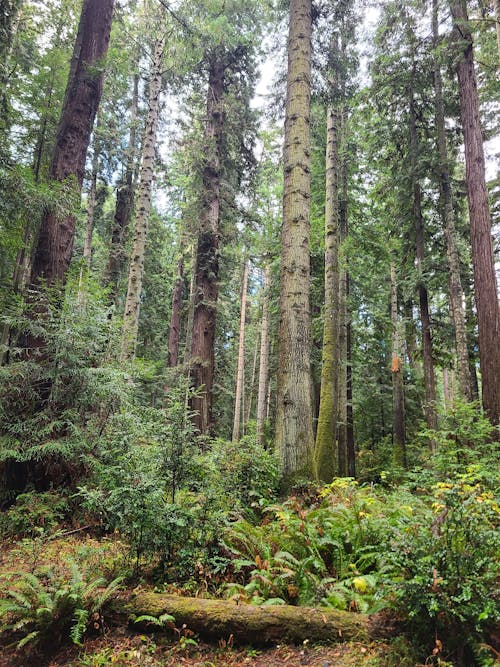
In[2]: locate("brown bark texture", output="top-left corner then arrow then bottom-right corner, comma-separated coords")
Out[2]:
450,0 -> 500,425
276,0 -> 314,482
112,592 -> 391,646
29,0 -> 114,290
190,56 -> 225,435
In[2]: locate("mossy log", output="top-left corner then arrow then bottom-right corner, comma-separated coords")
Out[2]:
111,591 -> 391,645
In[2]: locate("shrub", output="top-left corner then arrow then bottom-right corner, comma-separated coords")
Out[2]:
0,561 -> 121,649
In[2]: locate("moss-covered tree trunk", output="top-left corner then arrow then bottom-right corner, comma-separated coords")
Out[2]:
276,0 -> 314,483
432,0 -> 471,402
315,103 -> 340,483
120,37 -> 164,361
450,0 -> 500,426
113,592 -> 391,645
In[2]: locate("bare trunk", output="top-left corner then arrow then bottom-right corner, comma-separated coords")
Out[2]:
120,37 -> 164,361
106,72 -> 139,305
432,0 -> 471,401
190,56 -> 225,435
450,0 -> 500,425
409,86 -> 438,439
232,261 -> 249,443
315,102 -> 339,483
168,251 -> 184,367
391,263 -> 406,467
256,265 -> 270,446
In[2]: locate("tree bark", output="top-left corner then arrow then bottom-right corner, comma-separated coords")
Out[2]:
105,71 -> 139,305
276,0 -> 315,482
232,260 -> 249,443
190,55 -> 225,435
450,0 -> 500,425
112,592 -> 391,645
493,0 -> 500,62
120,37 -> 164,361
391,262 -> 406,467
29,0 -> 114,291
315,102 -> 340,483
432,0 -> 471,402
409,85 -> 438,439
167,251 -> 184,367
256,265 -> 270,446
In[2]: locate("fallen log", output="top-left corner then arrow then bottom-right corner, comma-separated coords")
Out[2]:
110,591 -> 392,645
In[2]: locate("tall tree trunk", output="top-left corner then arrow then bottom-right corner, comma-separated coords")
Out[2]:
232,260 -> 249,443
432,0 -> 471,401
256,264 -> 270,446
315,102 -> 340,483
337,102 -> 350,477
409,85 -> 438,439
168,250 -> 184,367
190,55 -> 225,435
450,0 -> 500,425
276,0 -> 314,482
105,71 -> 139,305
23,0 -> 114,353
29,0 -> 114,289
120,37 -> 164,361
391,262 -> 406,467
245,333 -> 259,428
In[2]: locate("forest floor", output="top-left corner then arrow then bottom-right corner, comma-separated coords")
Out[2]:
0,533 -> 414,667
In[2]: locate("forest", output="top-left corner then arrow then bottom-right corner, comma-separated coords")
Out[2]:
0,0 -> 499,665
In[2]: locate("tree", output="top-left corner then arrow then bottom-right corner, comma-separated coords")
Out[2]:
276,0 -> 314,482
449,0 -> 500,425
391,261 -> 406,467
432,0 -> 471,401
232,259 -> 249,442
120,35 -> 164,360
28,0 -> 114,293
315,99 -> 340,483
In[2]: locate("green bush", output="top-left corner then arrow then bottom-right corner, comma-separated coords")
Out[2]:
0,561 -> 121,649
385,473 -> 500,663
0,490 -> 69,537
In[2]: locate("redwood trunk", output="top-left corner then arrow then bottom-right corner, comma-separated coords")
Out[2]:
190,56 -> 225,435
450,0 -> 500,425
29,0 -> 114,291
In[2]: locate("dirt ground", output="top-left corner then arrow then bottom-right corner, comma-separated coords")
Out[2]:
0,628 -> 409,667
